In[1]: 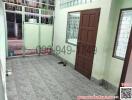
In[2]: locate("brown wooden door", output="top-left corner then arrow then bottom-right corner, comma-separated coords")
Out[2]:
75,9 -> 100,79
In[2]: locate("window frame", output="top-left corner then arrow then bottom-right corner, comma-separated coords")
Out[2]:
65,11 -> 81,46
113,8 -> 132,60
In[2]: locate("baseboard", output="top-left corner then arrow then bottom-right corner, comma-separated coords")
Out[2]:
91,77 -> 103,86
91,76 -> 118,94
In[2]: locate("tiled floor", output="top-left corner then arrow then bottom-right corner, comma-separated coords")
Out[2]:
6,55 -> 114,100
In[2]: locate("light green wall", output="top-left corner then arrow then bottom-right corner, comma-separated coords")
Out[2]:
120,0 -> 132,8
24,23 -> 53,49
0,1 -> 7,100
104,0 -> 132,88
103,0 -> 121,88
53,0 -> 113,80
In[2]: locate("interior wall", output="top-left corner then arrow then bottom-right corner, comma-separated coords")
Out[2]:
104,0 -> 132,88
53,0 -> 113,80
0,1 -> 7,100
24,23 -> 53,49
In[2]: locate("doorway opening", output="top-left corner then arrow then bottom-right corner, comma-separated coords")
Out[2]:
6,12 -> 23,57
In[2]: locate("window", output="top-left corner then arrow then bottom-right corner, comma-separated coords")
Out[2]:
66,12 -> 80,45
25,14 -> 39,23
4,0 -> 55,10
5,3 -> 22,11
113,9 -> 132,59
60,0 -> 97,8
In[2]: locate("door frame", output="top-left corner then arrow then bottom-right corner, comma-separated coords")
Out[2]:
75,8 -> 101,79
117,27 -> 132,98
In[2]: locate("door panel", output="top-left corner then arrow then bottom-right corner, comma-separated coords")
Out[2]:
40,24 -> 53,54
75,9 -> 100,79
24,23 -> 39,55
40,25 -> 53,47
24,23 -> 39,49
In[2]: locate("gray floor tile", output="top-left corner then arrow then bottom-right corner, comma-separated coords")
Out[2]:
6,55 -> 113,100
